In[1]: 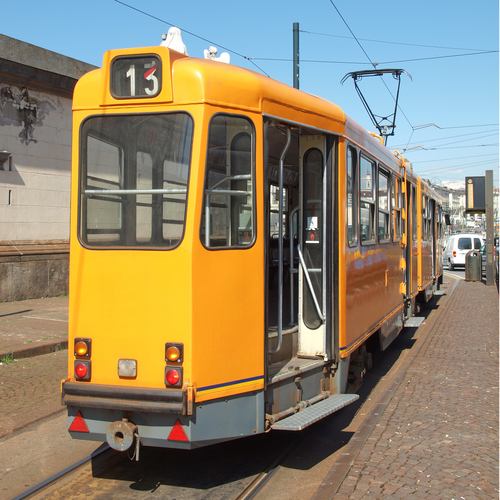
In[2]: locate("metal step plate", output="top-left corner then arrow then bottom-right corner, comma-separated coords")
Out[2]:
271,394 -> 359,431
404,316 -> 425,327
434,290 -> 446,296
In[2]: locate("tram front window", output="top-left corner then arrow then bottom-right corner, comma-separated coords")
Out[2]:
79,113 -> 193,248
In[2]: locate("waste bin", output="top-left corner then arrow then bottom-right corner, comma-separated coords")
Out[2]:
465,250 -> 481,281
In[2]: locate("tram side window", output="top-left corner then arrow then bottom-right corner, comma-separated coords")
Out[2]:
201,115 -> 255,248
80,113 -> 193,248
378,168 -> 390,242
360,155 -> 376,243
437,206 -> 443,241
392,177 -> 402,241
422,195 -> 429,240
347,146 -> 358,246
412,186 -> 417,240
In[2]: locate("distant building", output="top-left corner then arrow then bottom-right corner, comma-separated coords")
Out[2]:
0,34 -> 96,301
428,180 -> 499,234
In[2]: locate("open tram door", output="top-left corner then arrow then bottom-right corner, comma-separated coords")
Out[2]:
265,122 -> 334,362
265,124 -> 333,359
297,134 -> 331,359
264,122 -> 356,432
264,121 -> 335,361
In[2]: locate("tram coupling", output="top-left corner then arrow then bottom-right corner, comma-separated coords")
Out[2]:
106,418 -> 140,460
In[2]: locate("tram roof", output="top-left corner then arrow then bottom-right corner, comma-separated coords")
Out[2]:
75,47 -> 347,130
74,46 -> 409,175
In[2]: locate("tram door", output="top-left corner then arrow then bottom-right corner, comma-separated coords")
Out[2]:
298,135 -> 327,357
430,199 -> 436,278
406,183 -> 419,310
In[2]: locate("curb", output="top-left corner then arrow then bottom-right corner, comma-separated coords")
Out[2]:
0,341 -> 68,361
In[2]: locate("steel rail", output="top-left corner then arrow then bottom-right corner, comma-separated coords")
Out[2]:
11,444 -> 111,500
234,433 -> 303,500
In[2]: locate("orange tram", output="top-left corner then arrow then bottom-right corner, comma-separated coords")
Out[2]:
61,43 -> 443,456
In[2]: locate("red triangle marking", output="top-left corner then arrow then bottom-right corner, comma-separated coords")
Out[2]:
69,410 -> 89,432
168,419 -> 189,442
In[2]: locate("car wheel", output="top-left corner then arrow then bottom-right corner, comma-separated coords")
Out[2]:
449,259 -> 454,271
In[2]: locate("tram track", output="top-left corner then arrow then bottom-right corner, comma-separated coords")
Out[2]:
12,444 -> 111,500
234,432 -> 306,500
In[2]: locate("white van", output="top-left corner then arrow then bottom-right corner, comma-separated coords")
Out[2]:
443,233 -> 484,270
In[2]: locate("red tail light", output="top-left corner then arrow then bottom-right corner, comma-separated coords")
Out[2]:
165,367 -> 182,387
75,360 -> 91,380
453,251 -> 456,257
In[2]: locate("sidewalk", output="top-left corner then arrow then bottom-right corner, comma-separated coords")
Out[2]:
0,295 -> 68,361
0,349 -> 68,439
0,296 -> 69,438
314,277 -> 499,499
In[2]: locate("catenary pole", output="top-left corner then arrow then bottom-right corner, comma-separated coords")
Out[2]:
485,170 -> 495,285
293,22 -> 299,89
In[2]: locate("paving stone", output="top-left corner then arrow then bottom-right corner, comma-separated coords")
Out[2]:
330,280 -> 498,499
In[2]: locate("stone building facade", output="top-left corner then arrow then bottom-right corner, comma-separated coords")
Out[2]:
0,34 -> 96,301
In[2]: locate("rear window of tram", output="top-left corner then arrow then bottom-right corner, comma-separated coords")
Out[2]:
200,114 -> 255,248
79,113 -> 193,248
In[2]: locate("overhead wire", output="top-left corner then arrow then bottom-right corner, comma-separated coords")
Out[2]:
299,30 -> 495,52
327,0 -> 415,138
395,127 -> 499,145
393,129 -> 500,151
251,51 -> 498,65
410,153 -> 498,164
325,1 -> 497,152
379,51 -> 498,65
113,0 -> 270,76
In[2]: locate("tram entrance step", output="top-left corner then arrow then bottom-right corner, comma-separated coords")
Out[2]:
434,290 -> 446,296
404,317 -> 425,327
271,394 -> 359,431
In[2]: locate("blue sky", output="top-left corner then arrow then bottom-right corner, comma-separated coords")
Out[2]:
3,0 -> 498,188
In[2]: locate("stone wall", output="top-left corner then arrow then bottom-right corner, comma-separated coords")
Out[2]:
0,241 -> 69,301
0,34 -> 95,301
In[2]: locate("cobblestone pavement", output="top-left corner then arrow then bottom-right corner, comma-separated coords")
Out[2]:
0,350 -> 67,438
0,296 -> 68,360
0,281 -> 498,498
331,280 -> 499,499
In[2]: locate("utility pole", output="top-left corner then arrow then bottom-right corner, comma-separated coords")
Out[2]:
485,170 -> 495,285
293,22 -> 299,89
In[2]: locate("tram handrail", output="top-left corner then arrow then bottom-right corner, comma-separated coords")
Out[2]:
208,174 -> 251,191
297,243 -> 325,323
84,188 -> 187,195
269,128 -> 291,355
289,206 -> 299,325
204,189 -> 251,196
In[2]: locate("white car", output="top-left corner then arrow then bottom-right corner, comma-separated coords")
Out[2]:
443,234 -> 484,270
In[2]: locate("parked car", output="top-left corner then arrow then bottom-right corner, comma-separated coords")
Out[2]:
480,243 -> 499,278
443,234 -> 484,270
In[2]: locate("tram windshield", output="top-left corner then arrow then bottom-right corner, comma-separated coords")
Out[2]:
79,113 -> 193,248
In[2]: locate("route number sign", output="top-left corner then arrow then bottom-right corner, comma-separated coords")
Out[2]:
111,56 -> 162,98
